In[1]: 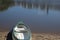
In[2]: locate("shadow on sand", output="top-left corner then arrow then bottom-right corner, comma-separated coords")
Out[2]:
6,30 -> 13,40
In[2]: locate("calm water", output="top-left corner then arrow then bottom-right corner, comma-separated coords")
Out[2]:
0,0 -> 60,33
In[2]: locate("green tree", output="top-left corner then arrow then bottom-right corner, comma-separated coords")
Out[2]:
0,0 -> 12,11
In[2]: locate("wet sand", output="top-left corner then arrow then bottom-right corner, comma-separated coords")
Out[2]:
0,32 -> 60,40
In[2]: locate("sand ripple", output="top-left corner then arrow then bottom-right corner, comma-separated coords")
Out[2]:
0,32 -> 60,40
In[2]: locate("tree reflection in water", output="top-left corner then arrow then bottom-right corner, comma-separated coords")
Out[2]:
0,0 -> 13,11
0,0 -> 60,13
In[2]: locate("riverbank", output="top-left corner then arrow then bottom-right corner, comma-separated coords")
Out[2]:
0,32 -> 60,40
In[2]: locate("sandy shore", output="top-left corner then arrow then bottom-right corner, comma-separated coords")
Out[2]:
0,32 -> 60,40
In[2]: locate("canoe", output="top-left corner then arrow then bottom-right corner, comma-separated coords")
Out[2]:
12,21 -> 32,40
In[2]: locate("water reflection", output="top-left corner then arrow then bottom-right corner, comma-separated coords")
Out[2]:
0,0 -> 60,13
0,0 -> 60,33
0,0 -> 60,11
14,1 -> 60,14
14,1 -> 49,15
14,0 -> 60,9
0,0 -> 14,11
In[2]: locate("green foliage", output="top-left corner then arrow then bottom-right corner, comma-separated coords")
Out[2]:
0,0 -> 12,11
